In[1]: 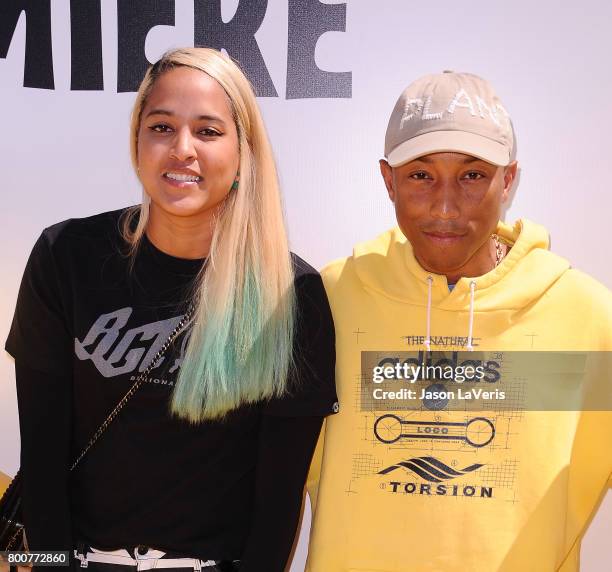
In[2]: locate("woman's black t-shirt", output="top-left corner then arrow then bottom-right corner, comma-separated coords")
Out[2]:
5,208 -> 337,560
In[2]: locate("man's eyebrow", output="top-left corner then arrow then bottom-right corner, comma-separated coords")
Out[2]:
144,109 -> 225,123
412,155 -> 484,165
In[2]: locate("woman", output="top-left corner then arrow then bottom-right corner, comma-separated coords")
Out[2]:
6,48 -> 337,572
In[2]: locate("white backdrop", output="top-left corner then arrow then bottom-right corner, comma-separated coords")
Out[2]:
1,1 -> 610,570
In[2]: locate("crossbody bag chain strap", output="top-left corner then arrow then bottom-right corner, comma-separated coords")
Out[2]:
69,304 -> 195,471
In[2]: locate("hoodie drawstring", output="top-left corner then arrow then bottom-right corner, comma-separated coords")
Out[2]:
423,277 -> 477,351
424,276 -> 433,351
466,280 -> 476,351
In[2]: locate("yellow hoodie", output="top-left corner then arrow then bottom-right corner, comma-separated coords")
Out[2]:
306,220 -> 612,572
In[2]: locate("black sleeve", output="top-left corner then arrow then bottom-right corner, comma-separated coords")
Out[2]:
5,232 -> 74,568
264,264 -> 338,417
15,363 -> 73,571
238,415 -> 323,572
5,232 -> 73,374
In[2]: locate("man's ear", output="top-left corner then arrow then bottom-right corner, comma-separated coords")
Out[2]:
380,159 -> 396,202
501,160 -> 518,202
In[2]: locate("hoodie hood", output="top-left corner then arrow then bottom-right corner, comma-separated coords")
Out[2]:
352,219 -> 570,350
353,219 -> 569,312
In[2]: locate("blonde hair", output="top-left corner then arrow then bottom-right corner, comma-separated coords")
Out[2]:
124,47 -> 295,421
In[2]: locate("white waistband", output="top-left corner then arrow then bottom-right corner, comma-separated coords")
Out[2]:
74,549 -> 217,570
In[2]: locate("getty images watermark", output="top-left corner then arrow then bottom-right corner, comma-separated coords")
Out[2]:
361,351 -> 612,412
372,358 -> 505,402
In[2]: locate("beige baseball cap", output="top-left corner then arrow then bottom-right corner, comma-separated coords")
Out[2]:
384,71 -> 514,167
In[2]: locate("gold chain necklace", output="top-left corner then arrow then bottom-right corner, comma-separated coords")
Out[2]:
492,234 -> 504,267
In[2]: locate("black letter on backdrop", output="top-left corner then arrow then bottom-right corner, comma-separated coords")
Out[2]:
70,0 -> 103,90
194,0 -> 277,97
117,0 -> 175,92
287,0 -> 351,99
0,0 -> 54,89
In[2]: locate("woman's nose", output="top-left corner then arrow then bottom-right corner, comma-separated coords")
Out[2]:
170,128 -> 197,162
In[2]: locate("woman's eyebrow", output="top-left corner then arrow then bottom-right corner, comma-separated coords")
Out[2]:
145,108 -> 225,124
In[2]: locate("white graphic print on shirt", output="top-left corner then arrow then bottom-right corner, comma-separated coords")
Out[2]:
74,307 -> 189,378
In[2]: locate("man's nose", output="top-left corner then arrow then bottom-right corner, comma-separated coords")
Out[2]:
430,177 -> 460,220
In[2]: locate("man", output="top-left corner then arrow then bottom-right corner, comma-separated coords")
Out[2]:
305,72 -> 612,571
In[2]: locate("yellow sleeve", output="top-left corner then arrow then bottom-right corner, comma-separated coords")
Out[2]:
306,418 -> 327,513
0,471 -> 12,498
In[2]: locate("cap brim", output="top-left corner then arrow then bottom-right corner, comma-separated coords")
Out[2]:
386,130 -> 511,167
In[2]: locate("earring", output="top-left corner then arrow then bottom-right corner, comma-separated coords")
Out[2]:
231,169 -> 240,191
